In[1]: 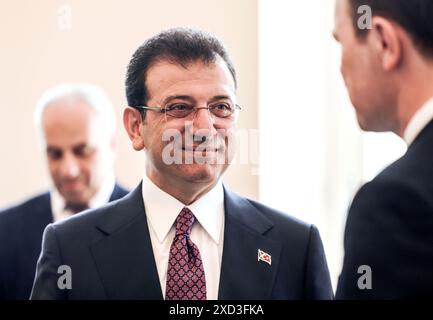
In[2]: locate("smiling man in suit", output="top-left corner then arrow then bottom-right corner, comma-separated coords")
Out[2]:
30,28 -> 333,300
334,0 -> 433,298
0,83 -> 128,300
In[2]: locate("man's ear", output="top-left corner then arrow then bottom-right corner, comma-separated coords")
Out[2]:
123,107 -> 145,151
371,16 -> 402,71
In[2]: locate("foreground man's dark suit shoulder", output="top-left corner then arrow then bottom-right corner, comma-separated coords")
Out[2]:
30,183 -> 333,300
0,184 -> 128,300
337,121 -> 433,299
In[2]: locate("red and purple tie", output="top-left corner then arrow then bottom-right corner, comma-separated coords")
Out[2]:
165,207 -> 207,300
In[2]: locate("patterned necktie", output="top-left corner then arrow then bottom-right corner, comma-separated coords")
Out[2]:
165,207 -> 207,300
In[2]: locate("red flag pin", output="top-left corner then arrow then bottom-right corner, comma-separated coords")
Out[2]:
258,249 -> 272,266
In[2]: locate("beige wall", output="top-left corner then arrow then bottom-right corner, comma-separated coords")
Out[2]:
0,0 -> 258,207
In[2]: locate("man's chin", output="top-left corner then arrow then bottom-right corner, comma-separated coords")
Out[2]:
175,163 -> 224,184
60,191 -> 88,206
357,116 -> 389,133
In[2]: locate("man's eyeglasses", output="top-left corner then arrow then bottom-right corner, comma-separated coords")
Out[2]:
133,102 -> 241,120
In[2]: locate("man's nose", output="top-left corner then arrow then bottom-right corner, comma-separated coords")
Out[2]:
59,153 -> 80,178
192,107 -> 217,132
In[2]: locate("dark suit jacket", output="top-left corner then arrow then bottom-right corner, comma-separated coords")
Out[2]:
336,120 -> 433,299
0,184 -> 128,300
30,183 -> 333,300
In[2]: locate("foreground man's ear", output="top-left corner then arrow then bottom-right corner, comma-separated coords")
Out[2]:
123,107 -> 145,151
371,16 -> 403,71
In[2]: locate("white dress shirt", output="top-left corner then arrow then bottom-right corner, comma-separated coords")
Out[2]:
50,174 -> 116,222
142,174 -> 225,300
404,97 -> 433,146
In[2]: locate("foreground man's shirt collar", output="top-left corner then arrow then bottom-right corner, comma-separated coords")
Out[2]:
404,96 -> 433,146
142,174 -> 224,245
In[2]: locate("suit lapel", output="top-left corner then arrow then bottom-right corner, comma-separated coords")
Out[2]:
218,187 -> 281,299
90,183 -> 163,299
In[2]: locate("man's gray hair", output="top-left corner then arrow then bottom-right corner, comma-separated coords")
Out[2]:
34,83 -> 116,143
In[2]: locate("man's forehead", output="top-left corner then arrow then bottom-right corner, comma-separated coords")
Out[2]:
46,141 -> 90,151
44,131 -> 97,149
43,103 -> 104,146
145,58 -> 235,99
43,99 -> 95,127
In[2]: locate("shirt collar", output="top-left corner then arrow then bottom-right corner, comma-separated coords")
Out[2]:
142,174 -> 224,245
51,173 -> 116,221
404,97 -> 433,146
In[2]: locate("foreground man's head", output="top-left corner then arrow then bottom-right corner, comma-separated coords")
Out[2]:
123,28 -> 239,204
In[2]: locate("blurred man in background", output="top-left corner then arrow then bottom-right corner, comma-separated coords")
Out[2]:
334,0 -> 433,298
0,83 -> 128,299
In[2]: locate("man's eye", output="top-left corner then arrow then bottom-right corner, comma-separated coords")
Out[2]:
211,103 -> 233,112
74,148 -> 85,157
73,146 -> 93,157
166,104 -> 192,111
47,149 -> 62,160
215,103 -> 231,110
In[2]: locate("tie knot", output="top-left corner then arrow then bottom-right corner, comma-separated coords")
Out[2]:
175,207 -> 195,236
64,203 -> 89,214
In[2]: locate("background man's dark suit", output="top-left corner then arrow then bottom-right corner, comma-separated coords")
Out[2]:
0,184 -> 128,300
336,121 -> 433,299
30,183 -> 333,300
